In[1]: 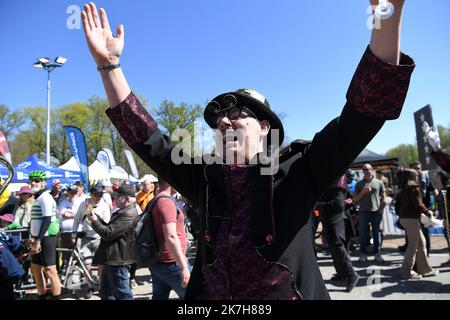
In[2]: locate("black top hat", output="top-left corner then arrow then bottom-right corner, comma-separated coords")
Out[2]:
204,89 -> 285,147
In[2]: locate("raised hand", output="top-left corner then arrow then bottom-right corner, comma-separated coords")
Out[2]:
422,121 -> 441,152
81,3 -> 124,67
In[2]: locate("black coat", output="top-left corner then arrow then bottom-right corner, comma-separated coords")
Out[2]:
109,102 -> 388,300
106,47 -> 414,299
92,204 -> 138,266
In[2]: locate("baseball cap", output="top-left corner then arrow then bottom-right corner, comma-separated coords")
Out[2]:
112,185 -> 136,197
0,214 -> 14,223
90,183 -> 104,194
16,185 -> 34,196
67,184 -> 79,193
52,179 -> 62,187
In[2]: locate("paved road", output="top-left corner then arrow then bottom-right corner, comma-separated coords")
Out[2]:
20,236 -> 450,300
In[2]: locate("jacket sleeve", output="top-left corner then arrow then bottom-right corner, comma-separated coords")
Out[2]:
317,189 -> 345,213
432,148 -> 450,173
409,186 -> 429,215
91,212 -> 134,242
106,93 -> 204,207
299,46 -> 415,196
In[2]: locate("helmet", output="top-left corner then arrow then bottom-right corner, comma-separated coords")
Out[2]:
28,170 -> 48,181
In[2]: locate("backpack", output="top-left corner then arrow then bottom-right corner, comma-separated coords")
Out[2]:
132,195 -> 180,267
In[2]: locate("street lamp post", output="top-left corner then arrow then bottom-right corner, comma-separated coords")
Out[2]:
33,57 -> 67,164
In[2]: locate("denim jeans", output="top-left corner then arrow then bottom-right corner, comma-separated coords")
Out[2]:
358,211 -> 383,254
100,264 -> 133,300
150,261 -> 192,300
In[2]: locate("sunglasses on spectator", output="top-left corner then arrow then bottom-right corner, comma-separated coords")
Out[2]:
29,178 -> 44,183
362,168 -> 371,171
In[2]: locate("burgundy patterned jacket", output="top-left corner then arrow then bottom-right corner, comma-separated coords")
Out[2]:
106,46 -> 415,300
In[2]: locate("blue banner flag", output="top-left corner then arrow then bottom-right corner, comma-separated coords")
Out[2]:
64,126 -> 90,192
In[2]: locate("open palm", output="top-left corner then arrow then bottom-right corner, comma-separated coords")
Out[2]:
82,3 -> 124,66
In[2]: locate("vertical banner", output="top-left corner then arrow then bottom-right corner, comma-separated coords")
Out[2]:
0,131 -> 12,164
124,149 -> 139,178
102,148 -> 117,167
64,126 -> 90,192
96,150 -> 111,170
414,105 -> 438,170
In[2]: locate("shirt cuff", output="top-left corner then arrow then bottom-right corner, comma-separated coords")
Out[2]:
346,46 -> 416,120
106,91 -> 158,145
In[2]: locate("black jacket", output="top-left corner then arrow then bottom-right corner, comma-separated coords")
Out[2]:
106,47 -> 414,299
92,204 -> 138,266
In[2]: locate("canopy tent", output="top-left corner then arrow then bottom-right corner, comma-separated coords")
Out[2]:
12,155 -> 82,188
0,163 -> 11,182
110,165 -> 129,181
59,156 -> 81,172
88,160 -> 111,182
351,149 -> 398,169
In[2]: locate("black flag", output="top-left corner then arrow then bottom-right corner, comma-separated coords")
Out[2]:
414,105 -> 438,170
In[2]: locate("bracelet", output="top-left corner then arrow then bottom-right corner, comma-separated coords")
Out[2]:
97,63 -> 121,72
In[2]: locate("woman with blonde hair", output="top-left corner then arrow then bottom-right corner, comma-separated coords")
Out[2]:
396,169 -> 437,279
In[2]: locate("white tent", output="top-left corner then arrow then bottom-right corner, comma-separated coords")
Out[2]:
109,165 -> 129,180
59,156 -> 81,171
88,160 -> 111,181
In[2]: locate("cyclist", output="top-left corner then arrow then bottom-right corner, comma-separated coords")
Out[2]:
28,170 -> 62,300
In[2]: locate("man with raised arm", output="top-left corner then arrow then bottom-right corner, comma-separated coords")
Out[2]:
81,1 -> 414,299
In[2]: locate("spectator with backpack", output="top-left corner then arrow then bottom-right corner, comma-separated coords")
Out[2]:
145,178 -> 191,300
88,184 -> 138,300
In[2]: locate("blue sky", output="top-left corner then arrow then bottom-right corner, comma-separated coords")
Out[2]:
0,0 -> 449,155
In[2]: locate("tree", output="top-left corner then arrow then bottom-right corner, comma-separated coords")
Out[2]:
151,100 -> 203,157
52,102 -> 91,163
386,144 -> 418,167
0,104 -> 25,138
437,124 -> 450,152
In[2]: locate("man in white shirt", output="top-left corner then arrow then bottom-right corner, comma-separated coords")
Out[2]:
57,184 -> 82,271
73,183 -> 111,275
101,180 -> 113,210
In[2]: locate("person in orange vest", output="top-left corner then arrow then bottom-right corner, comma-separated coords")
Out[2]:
135,179 -> 156,212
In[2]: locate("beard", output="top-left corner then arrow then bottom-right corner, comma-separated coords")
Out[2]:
31,186 -> 41,193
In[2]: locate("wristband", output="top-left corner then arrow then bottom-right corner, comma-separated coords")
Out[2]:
97,63 -> 121,72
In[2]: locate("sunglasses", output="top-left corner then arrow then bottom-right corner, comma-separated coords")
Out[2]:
29,179 -> 43,183
362,168 -> 371,171
206,94 -> 258,127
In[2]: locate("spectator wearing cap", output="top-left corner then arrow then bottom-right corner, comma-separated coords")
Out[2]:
57,184 -> 83,271
7,186 -> 35,231
0,214 -> 14,229
74,181 -> 88,202
88,185 -> 138,300
50,179 -> 64,206
345,169 -> 357,195
135,179 -> 156,212
73,183 -> 111,291
101,180 -> 113,210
